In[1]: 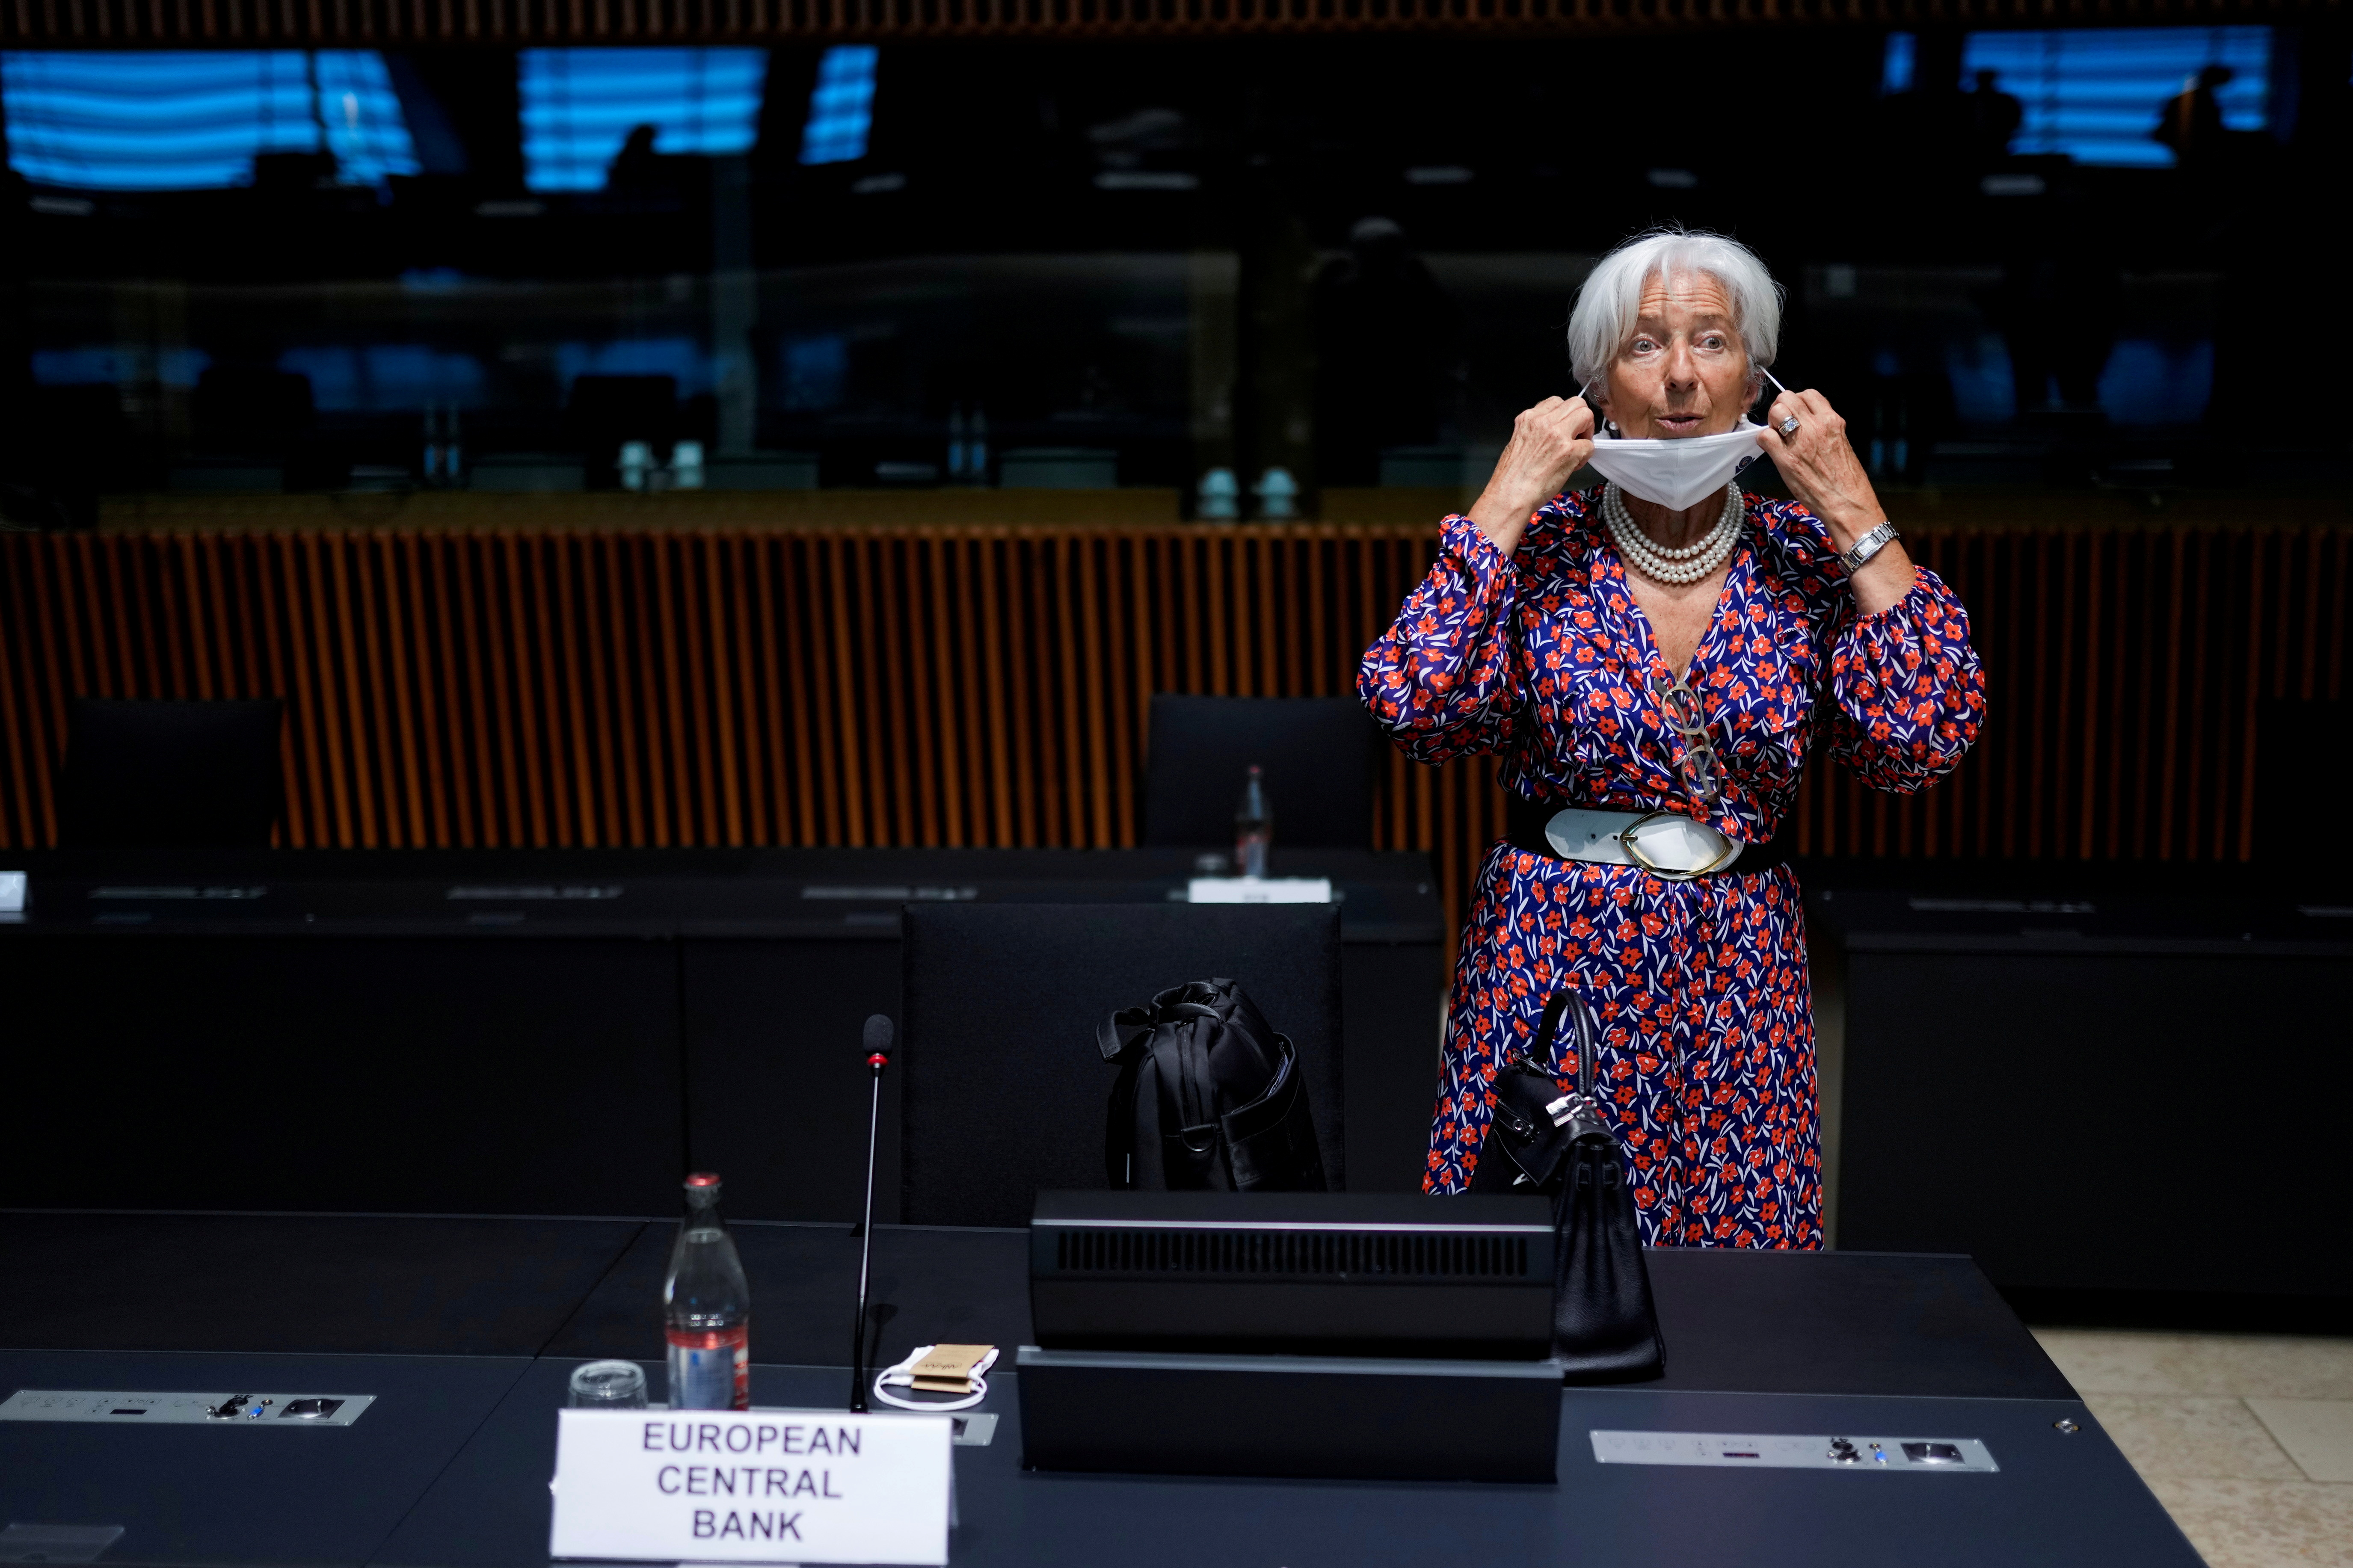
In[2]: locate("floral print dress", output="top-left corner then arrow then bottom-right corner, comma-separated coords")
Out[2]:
1358,489 -> 1986,1248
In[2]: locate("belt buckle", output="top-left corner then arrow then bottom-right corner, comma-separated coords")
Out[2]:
1615,811 -> 1743,882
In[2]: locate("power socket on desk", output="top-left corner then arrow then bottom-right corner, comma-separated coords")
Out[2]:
1590,1429 -> 1997,1472
0,1390 -> 375,1426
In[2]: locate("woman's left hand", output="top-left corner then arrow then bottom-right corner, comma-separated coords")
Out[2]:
1760,387 -> 1916,614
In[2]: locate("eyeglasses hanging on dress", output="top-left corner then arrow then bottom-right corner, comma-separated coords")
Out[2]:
1650,672 -> 1724,808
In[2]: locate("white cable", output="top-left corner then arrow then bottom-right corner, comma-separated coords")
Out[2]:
871,1344 -> 998,1413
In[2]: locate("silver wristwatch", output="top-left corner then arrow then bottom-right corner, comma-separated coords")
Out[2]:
1841,521 -> 1900,572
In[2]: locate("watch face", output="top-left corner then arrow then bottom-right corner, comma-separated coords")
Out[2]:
1849,523 -> 1894,562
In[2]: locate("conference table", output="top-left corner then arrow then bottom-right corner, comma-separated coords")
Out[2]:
0,846 -> 1445,1220
0,1211 -> 2201,1566
1818,876 -> 2353,1322
12,840 -> 2343,1317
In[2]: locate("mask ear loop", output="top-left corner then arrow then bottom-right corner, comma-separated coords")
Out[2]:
1575,379 -> 1617,437
1738,366 -> 1795,476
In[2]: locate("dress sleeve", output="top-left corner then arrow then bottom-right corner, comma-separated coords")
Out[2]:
1356,512 -> 1531,765
1824,565 -> 1988,793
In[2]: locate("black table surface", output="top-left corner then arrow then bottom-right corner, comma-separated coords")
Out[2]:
0,847 -> 1445,941
380,1363 -> 2190,1568
0,1357 -> 2191,1568
1811,882 -> 2353,955
0,1348 -> 531,1567
4,1211 -> 2071,1401
2,1213 -> 2193,1568
0,1213 -> 644,1357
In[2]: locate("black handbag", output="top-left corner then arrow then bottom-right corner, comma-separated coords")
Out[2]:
1466,987 -> 1666,1383
1099,978 -> 1328,1193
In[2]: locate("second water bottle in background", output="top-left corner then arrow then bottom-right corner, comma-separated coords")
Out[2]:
1234,763 -> 1272,879
664,1172 -> 751,1410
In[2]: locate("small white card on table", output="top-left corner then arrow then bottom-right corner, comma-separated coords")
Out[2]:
548,1409 -> 951,1565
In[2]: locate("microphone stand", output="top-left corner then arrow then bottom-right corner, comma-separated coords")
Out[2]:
849,1039 -> 888,1414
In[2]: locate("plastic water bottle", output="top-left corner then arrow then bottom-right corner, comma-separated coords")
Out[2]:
618,441 -> 654,492
1197,467 -> 1239,520
1235,764 -> 1272,880
420,403 -> 463,488
1252,466 -> 1299,520
665,1172 -> 750,1410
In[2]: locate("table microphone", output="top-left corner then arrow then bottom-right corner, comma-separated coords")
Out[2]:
849,1014 -> 893,1414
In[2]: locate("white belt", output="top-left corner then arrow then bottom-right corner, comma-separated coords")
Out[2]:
1538,808 -> 1745,881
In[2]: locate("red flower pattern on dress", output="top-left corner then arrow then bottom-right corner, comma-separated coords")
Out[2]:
1359,488 -> 1986,1248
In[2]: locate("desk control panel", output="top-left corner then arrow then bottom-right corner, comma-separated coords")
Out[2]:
0,1390 -> 375,1426
1590,1430 -> 1997,1473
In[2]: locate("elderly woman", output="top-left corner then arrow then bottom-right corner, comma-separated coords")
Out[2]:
1359,229 -> 1986,1248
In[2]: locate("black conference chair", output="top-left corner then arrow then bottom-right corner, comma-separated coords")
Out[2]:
1141,694 -> 1380,850
59,697 -> 284,848
899,902 -> 1344,1228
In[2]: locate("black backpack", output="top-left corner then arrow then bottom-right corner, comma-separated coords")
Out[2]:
1099,978 -> 1328,1192
1467,988 -> 1665,1383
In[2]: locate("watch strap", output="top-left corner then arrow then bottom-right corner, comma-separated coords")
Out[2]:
1841,521 -> 1899,571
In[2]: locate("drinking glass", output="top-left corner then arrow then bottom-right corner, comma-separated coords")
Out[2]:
568,1360 -> 650,1408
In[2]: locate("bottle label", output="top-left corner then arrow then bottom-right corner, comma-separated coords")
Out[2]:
666,1325 -> 750,1411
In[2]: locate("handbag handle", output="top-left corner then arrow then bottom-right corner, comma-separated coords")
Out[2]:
1526,987 -> 1598,1098
1098,997 -> 1222,1062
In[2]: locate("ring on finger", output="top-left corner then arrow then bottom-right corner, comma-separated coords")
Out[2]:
1776,414 -> 1801,437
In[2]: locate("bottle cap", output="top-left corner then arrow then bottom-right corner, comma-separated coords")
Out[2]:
685,1172 -> 722,1189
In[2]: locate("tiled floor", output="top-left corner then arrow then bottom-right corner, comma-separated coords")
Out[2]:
2033,1328 -> 2353,1568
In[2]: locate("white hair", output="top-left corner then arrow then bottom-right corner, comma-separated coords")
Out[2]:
1566,227 -> 1783,401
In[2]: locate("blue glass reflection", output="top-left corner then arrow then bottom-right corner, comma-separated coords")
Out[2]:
781,335 -> 850,409
1960,27 -> 2270,167
519,47 -> 769,192
799,46 -> 878,165
32,346 -> 211,386
279,345 -> 488,411
1881,33 -> 1916,95
554,338 -> 714,396
0,50 -> 421,190
2097,340 -> 2214,425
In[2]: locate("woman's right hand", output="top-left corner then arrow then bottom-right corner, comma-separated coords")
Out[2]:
1466,396 -> 1595,557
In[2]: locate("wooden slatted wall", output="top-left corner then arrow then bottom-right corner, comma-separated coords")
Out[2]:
0,0 -> 2332,47
2,522 -> 2346,931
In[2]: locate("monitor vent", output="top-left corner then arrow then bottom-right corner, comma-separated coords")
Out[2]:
1053,1227 -> 1530,1280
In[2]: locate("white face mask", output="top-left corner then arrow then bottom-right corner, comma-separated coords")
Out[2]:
1584,419 -> 1762,512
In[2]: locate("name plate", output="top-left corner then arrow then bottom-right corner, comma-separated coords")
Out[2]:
1185,876 -> 1331,905
549,1409 -> 951,1565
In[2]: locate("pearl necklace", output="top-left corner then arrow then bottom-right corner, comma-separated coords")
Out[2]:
1602,481 -> 1743,586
